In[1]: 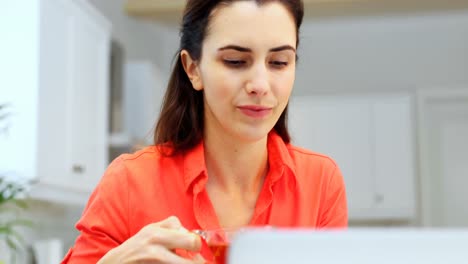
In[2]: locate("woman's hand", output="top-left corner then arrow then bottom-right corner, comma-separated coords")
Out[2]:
98,216 -> 205,264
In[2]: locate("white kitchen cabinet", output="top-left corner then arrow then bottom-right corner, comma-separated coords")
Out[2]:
288,93 -> 416,221
0,0 -> 111,205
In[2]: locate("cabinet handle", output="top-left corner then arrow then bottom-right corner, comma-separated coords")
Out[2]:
374,194 -> 384,204
72,164 -> 86,174
29,177 -> 40,184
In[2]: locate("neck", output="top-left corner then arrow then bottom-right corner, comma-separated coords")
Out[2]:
203,132 -> 269,194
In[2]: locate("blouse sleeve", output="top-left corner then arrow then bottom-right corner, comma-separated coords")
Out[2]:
318,164 -> 348,228
61,157 -> 130,264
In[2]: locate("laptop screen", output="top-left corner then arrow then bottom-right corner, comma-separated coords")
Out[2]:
227,228 -> 468,264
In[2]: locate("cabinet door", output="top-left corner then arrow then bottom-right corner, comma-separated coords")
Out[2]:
373,95 -> 416,219
37,0 -> 110,194
288,94 -> 415,221
37,0 -> 75,187
288,96 -> 375,219
66,0 -> 110,191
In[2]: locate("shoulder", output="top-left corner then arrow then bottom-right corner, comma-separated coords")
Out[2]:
118,145 -> 164,162
286,144 -> 338,171
114,145 -> 182,170
102,145 -> 183,187
283,143 -> 343,190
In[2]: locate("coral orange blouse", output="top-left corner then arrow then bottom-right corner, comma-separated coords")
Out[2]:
62,132 -> 347,263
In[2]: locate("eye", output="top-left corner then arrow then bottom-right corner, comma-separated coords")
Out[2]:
223,59 -> 246,68
269,61 -> 288,68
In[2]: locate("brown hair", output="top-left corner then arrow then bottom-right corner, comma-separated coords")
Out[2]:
154,0 -> 304,154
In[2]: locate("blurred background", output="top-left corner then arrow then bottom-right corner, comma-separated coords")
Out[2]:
1,0 -> 468,263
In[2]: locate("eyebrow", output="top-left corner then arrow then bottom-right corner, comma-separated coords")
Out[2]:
218,44 -> 296,53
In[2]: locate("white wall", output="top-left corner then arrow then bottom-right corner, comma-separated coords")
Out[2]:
295,11 -> 468,94
0,1 -> 40,183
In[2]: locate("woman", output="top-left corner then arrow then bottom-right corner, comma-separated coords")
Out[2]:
62,0 -> 347,263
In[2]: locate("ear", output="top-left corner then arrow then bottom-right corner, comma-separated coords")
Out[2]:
180,50 -> 203,91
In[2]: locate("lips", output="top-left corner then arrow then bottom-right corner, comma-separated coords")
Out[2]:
238,105 -> 273,118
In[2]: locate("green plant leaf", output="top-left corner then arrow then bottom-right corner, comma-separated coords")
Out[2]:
11,199 -> 28,210
0,176 -> 33,264
0,206 -> 21,215
0,113 -> 10,121
5,219 -> 34,229
6,236 -> 18,252
0,225 -> 12,234
7,228 -> 26,247
6,236 -> 19,264
0,179 -> 27,209
0,102 -> 8,110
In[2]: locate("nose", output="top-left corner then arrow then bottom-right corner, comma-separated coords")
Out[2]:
245,64 -> 270,96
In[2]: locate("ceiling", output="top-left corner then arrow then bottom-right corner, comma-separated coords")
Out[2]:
125,0 -> 468,22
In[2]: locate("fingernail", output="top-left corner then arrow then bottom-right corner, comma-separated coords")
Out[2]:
176,227 -> 189,234
192,233 -> 202,249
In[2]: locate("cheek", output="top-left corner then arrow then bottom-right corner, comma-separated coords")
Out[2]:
202,68 -> 240,103
275,70 -> 295,101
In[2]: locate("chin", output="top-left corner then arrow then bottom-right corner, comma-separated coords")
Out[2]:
234,126 -> 272,143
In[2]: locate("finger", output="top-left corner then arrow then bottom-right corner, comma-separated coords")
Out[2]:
176,250 -> 207,264
151,227 -> 202,252
158,216 -> 184,229
146,246 -> 204,264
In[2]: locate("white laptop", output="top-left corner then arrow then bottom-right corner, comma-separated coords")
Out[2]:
227,228 -> 468,264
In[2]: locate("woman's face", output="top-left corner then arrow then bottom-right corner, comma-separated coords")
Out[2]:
187,1 -> 297,143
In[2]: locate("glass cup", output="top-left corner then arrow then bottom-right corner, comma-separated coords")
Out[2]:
193,228 -> 242,264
